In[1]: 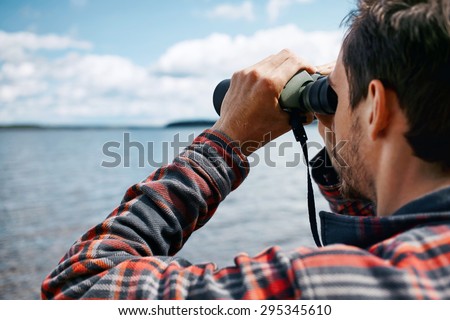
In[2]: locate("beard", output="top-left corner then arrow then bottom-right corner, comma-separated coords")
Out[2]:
331,117 -> 375,202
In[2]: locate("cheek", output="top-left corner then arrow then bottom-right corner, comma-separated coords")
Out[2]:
333,103 -> 351,142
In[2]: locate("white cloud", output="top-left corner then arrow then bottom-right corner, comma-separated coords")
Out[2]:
0,81 -> 47,103
0,26 -> 341,125
206,1 -> 255,21
267,0 -> 314,22
0,30 -> 92,62
0,30 -> 92,51
154,24 -> 342,77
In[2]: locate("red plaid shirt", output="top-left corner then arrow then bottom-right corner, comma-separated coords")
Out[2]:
42,130 -> 450,299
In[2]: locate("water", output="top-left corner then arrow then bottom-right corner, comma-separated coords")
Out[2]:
0,126 -> 330,299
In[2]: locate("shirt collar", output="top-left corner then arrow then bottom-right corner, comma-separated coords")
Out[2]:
320,186 -> 450,248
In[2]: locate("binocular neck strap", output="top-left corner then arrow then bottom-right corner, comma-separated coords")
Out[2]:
289,111 -> 323,247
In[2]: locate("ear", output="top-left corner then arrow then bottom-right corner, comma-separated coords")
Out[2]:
367,80 -> 389,141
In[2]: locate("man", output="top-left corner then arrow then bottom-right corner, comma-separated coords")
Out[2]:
42,0 -> 450,299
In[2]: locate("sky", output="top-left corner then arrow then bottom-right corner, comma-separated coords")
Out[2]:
0,0 -> 355,126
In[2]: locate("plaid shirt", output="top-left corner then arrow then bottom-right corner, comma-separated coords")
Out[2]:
42,130 -> 450,299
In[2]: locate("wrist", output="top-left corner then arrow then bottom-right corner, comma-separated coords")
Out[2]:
211,121 -> 261,156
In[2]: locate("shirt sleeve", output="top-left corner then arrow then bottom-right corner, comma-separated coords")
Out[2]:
42,129 -> 251,299
41,131 -> 436,300
310,148 -> 376,217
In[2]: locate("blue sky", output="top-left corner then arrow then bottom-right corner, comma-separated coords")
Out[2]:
0,0 -> 354,126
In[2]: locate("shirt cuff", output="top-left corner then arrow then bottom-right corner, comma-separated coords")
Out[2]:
310,147 -> 340,188
189,129 -> 250,190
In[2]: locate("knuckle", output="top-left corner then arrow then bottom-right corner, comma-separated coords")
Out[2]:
232,65 -> 284,96
247,69 -> 262,81
232,69 -> 244,78
280,48 -> 294,56
231,69 -> 246,82
232,68 -> 262,82
259,76 -> 278,93
294,56 -> 308,67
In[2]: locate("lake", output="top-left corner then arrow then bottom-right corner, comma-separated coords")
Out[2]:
0,125 -> 330,299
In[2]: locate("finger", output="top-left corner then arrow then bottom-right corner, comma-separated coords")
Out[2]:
316,61 -> 336,75
300,57 -> 318,75
240,50 -> 317,96
302,112 -> 315,125
315,113 -> 334,130
248,49 -> 293,72
270,55 -> 317,91
254,49 -> 317,77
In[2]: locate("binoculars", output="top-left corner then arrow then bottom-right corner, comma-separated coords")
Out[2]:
213,70 -> 338,116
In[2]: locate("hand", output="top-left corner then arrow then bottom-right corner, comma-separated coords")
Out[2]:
315,60 -> 336,148
212,49 -> 316,156
316,61 -> 335,76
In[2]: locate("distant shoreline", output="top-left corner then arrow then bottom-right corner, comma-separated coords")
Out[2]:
0,119 -> 320,131
0,120 -> 217,130
165,120 -> 216,128
0,124 -> 159,130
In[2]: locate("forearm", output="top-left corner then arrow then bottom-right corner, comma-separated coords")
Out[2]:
109,130 -> 249,255
42,130 -> 249,299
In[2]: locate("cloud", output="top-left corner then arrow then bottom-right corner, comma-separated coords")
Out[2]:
267,0 -> 314,22
206,1 -> 255,21
0,31 -> 214,125
154,24 -> 342,77
0,30 -> 92,62
0,26 -> 342,125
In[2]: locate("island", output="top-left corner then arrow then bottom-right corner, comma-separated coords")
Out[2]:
165,119 -> 216,128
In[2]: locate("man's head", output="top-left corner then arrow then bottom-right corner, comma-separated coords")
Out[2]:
343,0 -> 450,169
323,0 -> 450,205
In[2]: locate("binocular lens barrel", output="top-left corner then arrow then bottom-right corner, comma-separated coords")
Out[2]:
300,76 -> 337,115
213,71 -> 337,116
213,79 -> 231,116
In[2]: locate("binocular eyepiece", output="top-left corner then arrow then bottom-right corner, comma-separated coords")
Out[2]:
213,70 -> 337,116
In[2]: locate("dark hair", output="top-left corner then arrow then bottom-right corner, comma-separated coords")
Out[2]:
342,0 -> 450,170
